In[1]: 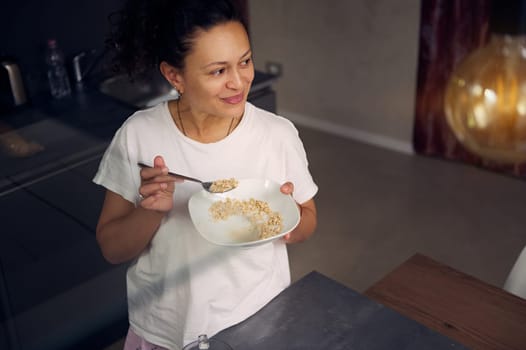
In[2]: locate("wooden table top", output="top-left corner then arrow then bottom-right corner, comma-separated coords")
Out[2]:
365,253 -> 526,350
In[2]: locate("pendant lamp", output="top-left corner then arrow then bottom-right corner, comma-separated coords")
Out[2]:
444,0 -> 526,163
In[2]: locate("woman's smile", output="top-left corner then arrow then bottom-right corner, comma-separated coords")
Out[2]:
222,92 -> 245,104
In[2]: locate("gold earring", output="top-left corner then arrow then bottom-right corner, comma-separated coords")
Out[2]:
171,85 -> 182,99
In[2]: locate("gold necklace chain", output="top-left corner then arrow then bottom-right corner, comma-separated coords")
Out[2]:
176,99 -> 235,137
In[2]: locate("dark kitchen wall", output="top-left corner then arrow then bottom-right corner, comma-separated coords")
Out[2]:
1,0 -> 248,97
1,0 -> 249,68
0,0 -> 125,94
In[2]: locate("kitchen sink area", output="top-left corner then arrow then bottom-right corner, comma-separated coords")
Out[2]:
99,70 -> 179,109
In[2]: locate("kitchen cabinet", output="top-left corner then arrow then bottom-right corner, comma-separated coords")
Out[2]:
26,159 -> 105,231
0,103 -> 131,349
0,164 -> 128,350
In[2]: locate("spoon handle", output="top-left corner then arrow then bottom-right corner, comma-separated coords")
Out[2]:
166,171 -> 203,184
137,162 -> 203,184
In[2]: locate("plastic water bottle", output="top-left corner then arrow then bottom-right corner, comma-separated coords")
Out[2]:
45,39 -> 71,99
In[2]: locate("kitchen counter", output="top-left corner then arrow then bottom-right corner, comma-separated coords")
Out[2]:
214,271 -> 467,349
0,87 -> 134,196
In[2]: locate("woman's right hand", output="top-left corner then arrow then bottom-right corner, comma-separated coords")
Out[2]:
138,155 -> 180,212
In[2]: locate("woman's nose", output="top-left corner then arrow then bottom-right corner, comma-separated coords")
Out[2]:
226,69 -> 243,89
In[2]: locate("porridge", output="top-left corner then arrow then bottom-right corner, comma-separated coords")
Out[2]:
209,198 -> 283,240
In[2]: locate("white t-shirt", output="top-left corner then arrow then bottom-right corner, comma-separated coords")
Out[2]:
93,101 -> 318,349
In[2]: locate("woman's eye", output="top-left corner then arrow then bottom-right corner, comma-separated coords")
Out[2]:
241,58 -> 252,66
211,68 -> 225,76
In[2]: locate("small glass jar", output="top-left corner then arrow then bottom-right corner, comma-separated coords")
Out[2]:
182,334 -> 233,350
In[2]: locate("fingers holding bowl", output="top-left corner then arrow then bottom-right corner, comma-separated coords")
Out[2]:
280,181 -> 294,195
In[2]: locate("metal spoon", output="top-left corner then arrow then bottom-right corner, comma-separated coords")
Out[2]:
137,162 -> 235,193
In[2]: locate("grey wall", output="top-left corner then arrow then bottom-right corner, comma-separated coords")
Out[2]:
249,0 -> 421,152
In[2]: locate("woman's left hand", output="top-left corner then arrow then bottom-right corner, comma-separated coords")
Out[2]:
280,181 -> 317,244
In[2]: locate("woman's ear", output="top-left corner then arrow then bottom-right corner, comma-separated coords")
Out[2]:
160,61 -> 185,94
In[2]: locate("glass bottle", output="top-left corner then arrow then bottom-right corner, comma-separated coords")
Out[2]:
45,39 -> 71,99
182,334 -> 232,350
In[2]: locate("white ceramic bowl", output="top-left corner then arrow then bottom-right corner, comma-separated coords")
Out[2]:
188,179 -> 300,247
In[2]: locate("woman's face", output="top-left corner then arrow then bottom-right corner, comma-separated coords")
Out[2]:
179,20 -> 254,120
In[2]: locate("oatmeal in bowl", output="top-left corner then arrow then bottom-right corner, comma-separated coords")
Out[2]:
188,179 -> 300,247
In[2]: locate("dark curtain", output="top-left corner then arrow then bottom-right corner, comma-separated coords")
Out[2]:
413,0 -> 526,178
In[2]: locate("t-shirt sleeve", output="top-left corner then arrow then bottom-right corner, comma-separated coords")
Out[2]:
281,120 -> 318,204
92,123 -> 141,204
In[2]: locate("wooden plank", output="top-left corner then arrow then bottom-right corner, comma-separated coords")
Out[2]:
365,254 -> 526,350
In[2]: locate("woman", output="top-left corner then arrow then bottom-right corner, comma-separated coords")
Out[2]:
94,0 -> 318,349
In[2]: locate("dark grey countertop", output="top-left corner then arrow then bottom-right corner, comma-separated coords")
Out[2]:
0,87 -> 133,196
213,271 -> 468,350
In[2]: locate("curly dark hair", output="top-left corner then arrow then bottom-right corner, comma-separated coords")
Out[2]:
107,0 -> 245,77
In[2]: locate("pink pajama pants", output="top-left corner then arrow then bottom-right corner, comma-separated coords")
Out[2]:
123,328 -> 170,350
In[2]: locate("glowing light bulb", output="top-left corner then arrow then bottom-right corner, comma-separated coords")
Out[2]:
444,1 -> 526,163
